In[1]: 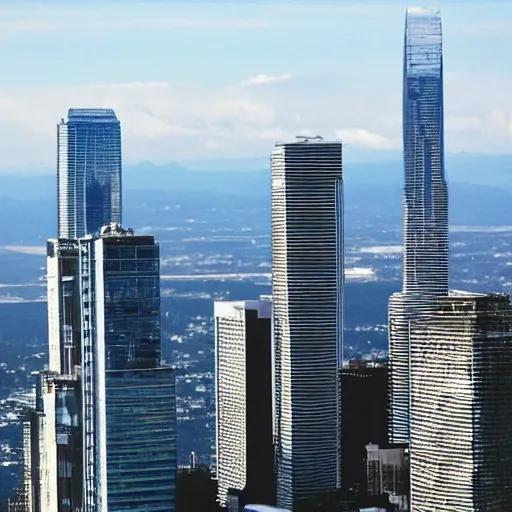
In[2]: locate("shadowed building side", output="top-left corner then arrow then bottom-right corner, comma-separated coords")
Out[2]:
215,298 -> 275,510
340,363 -> 388,496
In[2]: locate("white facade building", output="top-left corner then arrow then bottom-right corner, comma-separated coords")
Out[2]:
214,298 -> 273,508
410,293 -> 512,511
271,137 -> 343,508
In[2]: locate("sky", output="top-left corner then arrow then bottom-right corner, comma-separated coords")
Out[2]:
0,0 -> 510,170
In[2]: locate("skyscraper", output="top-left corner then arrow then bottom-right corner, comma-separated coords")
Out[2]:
214,297 -> 274,510
27,225 -> 177,512
410,293 -> 512,511
79,223 -> 177,512
340,362 -> 388,495
46,238 -> 80,375
388,7 -> 448,444
366,443 -> 409,511
272,136 -> 343,509
57,108 -> 122,239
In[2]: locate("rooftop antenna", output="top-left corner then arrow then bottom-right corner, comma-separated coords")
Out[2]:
296,135 -> 324,142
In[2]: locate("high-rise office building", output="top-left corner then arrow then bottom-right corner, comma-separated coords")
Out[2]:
214,297 -> 274,510
25,371 -> 83,512
388,7 -> 448,443
27,224 -> 177,512
57,108 -> 122,239
410,293 -> 512,511
46,239 -> 80,375
79,223 -> 177,512
22,421 -> 32,511
340,362 -> 388,495
272,136 -> 343,508
366,443 -> 409,512
26,373 -> 59,512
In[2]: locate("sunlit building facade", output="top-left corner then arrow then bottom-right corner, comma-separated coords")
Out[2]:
272,137 -> 343,509
57,108 -> 122,239
214,297 -> 274,510
389,7 -> 448,444
46,239 -> 81,375
410,293 -> 512,511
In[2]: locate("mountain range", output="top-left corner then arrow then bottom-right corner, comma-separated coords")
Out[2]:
0,153 -> 510,246
0,152 -> 511,200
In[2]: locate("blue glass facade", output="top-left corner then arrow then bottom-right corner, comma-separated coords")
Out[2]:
106,368 -> 177,511
101,235 -> 161,370
389,8 -> 448,444
58,109 -> 122,239
402,8 -> 448,296
79,225 -> 176,512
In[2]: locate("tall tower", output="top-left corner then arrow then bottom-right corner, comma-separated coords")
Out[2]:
410,294 -> 512,511
57,108 -> 122,239
272,137 -> 343,509
46,239 -> 80,375
214,297 -> 274,509
388,7 -> 448,444
79,223 -> 177,512
29,225 -> 177,512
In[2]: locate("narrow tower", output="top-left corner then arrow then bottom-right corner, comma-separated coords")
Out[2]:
57,108 -> 122,238
214,297 -> 275,509
389,7 -> 448,443
272,136 -> 343,508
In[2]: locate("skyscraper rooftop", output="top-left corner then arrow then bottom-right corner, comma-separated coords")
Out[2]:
67,108 -> 119,122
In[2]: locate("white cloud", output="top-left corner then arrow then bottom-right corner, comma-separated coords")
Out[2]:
91,18 -> 270,30
0,69 -> 511,169
445,116 -> 482,132
205,140 -> 220,150
258,127 -> 291,141
0,21 -> 55,31
84,82 -> 170,90
0,81 -> 280,167
488,108 -> 512,139
0,17 -> 270,33
450,20 -> 512,38
130,112 -> 199,139
241,74 -> 293,86
336,128 -> 400,150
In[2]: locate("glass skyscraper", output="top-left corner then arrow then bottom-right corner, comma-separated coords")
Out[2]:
271,137 -> 343,509
57,108 -> 122,239
46,238 -> 81,375
79,224 -> 177,512
389,7 -> 448,444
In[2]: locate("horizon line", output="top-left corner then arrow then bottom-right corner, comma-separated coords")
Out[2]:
0,150 -> 511,174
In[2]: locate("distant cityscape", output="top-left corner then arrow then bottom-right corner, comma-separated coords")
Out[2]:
0,5 -> 511,512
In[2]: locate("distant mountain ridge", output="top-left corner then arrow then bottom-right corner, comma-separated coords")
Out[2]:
0,153 -> 509,245
1,152 -> 511,200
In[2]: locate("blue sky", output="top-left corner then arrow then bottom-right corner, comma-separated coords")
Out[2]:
0,0 -> 510,169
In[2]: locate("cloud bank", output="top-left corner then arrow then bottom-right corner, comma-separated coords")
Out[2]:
0,71 -> 510,169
